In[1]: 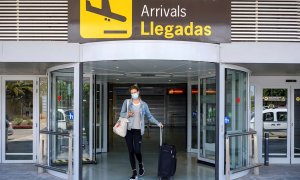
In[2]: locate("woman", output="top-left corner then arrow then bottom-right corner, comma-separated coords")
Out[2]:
120,84 -> 164,180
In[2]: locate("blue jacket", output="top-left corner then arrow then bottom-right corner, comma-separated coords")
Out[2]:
120,99 -> 160,135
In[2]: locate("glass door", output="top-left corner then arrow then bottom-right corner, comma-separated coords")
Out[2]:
218,64 -> 251,180
41,63 -> 82,180
261,87 -> 290,163
198,76 -> 217,164
291,86 -> 300,163
225,69 -> 249,170
1,76 -> 37,163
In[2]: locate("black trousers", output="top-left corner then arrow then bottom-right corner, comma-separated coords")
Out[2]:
125,129 -> 142,170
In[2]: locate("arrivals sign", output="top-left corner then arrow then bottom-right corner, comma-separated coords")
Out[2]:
68,0 -> 230,43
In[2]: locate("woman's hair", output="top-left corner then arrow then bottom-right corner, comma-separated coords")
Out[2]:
129,84 -> 139,92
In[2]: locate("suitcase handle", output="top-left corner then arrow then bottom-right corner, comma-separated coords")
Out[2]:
160,127 -> 163,146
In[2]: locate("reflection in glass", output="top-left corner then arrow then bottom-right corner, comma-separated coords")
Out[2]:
5,80 -> 33,160
199,77 -> 216,161
262,88 -> 288,157
225,69 -> 248,170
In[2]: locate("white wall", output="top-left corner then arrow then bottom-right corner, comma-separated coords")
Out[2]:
81,40 -> 220,62
0,41 -> 80,62
220,42 -> 300,64
1,41 -> 300,65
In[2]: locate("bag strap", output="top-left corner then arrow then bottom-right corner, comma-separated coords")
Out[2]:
160,127 -> 163,146
126,99 -> 129,114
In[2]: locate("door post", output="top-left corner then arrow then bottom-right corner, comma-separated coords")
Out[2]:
74,63 -> 83,180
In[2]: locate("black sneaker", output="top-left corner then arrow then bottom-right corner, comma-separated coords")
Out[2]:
139,163 -> 145,176
130,169 -> 137,180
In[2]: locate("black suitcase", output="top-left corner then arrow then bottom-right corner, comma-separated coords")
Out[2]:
158,128 -> 177,180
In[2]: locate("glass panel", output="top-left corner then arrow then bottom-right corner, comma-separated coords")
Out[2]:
225,69 -> 248,170
199,77 -> 216,160
39,77 -> 48,165
294,89 -> 300,157
191,84 -> 198,149
82,77 -> 91,160
262,88 -> 287,158
96,83 -> 102,151
50,68 -> 74,169
5,80 -> 33,160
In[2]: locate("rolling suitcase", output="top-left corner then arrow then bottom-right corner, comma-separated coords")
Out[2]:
158,127 -> 177,180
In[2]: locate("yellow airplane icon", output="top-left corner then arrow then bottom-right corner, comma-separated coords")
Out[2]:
86,0 -> 126,22
80,0 -> 132,39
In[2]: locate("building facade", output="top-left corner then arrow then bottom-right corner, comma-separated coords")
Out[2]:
0,0 -> 300,180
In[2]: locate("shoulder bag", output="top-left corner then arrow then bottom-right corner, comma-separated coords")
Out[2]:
113,100 -> 129,137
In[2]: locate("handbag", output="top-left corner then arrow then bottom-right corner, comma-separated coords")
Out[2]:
113,100 -> 129,137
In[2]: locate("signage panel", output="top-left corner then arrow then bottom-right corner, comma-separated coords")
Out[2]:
69,0 -> 231,43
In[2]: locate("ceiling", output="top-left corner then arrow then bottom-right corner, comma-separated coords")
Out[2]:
83,60 -> 216,83
1,62 -> 300,83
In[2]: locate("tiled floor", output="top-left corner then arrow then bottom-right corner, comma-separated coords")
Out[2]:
83,152 -> 215,180
2,161 -> 300,179
0,164 -> 61,180
4,127 -> 300,180
238,164 -> 300,180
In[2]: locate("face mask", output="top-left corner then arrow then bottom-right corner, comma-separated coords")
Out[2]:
131,92 -> 139,99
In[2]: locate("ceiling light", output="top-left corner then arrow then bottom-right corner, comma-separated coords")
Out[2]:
189,67 -> 192,70
115,66 -> 119,69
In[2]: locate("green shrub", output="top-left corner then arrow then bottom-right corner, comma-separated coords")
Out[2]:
13,117 -> 23,125
27,119 -> 33,125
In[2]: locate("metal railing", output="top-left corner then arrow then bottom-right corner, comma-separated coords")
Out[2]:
225,131 -> 260,180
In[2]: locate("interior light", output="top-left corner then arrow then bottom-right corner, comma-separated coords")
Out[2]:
168,89 -> 185,95
191,89 -> 216,94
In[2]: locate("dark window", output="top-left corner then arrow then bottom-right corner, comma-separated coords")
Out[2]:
263,112 -> 274,121
277,112 -> 287,122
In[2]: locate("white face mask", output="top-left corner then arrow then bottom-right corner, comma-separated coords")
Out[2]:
131,92 -> 139,99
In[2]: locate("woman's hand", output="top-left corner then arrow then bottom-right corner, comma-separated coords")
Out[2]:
128,111 -> 134,117
158,122 -> 164,128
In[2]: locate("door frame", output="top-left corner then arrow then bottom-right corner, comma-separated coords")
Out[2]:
187,79 -> 198,153
1,75 -> 39,163
95,80 -> 108,153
